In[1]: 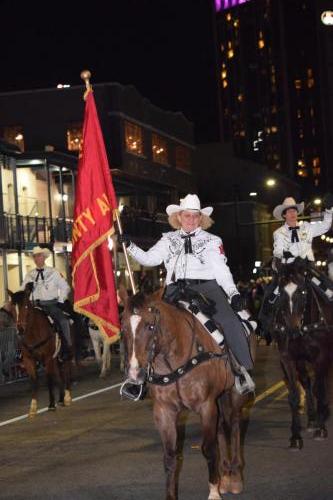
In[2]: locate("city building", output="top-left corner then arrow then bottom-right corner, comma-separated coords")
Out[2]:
0,83 -> 196,297
215,0 -> 333,196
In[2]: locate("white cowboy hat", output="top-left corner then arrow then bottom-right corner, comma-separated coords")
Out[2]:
273,197 -> 304,220
166,194 -> 213,217
32,246 -> 51,258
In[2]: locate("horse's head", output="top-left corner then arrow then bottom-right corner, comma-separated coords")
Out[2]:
8,283 -> 33,333
275,257 -> 309,333
120,286 -> 165,384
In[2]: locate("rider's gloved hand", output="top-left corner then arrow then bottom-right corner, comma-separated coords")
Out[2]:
57,301 -> 66,311
230,293 -> 246,312
118,234 -> 131,247
283,250 -> 294,259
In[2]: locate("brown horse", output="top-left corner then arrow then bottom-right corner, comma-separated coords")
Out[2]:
8,285 -> 72,417
120,288 -> 256,500
273,257 -> 333,449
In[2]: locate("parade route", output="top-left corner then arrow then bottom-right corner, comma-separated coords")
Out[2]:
1,344 -> 333,499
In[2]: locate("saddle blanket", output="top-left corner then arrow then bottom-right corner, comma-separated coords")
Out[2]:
179,301 -> 257,347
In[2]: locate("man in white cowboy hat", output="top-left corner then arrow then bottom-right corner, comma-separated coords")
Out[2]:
20,246 -> 72,357
259,195 -> 333,332
272,196 -> 333,263
120,193 -> 254,371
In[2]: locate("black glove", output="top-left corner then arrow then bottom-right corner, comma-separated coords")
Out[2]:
283,250 -> 294,259
57,302 -> 66,311
322,193 -> 333,210
230,294 -> 245,312
118,234 -> 131,247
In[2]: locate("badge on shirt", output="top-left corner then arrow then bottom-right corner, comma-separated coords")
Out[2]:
219,244 -> 225,255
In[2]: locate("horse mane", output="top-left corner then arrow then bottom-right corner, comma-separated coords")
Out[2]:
128,292 -> 148,313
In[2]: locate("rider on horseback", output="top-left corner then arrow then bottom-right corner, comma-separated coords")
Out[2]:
120,194 -> 254,382
259,195 -> 333,331
20,246 -> 72,359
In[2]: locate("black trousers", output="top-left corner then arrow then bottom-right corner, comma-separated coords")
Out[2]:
164,280 -> 254,370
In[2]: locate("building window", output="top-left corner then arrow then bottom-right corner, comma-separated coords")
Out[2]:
125,121 -> 144,155
152,134 -> 168,165
176,145 -> 191,172
3,126 -> 24,151
67,123 -> 83,151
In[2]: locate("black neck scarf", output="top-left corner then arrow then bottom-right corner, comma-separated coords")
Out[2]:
181,232 -> 196,254
288,226 -> 300,243
35,268 -> 44,282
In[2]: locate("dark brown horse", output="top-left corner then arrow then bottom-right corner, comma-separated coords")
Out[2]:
8,285 -> 72,417
273,258 -> 333,449
120,288 -> 256,500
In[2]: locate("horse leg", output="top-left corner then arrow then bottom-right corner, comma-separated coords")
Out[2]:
313,362 -> 329,440
228,390 -> 246,494
119,338 -> 125,373
23,355 -> 38,417
45,359 -> 57,411
153,403 -> 179,500
199,400 -> 221,500
63,359 -> 72,406
217,394 -> 231,494
280,354 -> 303,450
296,361 -> 316,431
100,340 -> 111,378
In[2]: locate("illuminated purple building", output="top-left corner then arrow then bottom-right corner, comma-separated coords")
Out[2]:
215,0 -> 250,12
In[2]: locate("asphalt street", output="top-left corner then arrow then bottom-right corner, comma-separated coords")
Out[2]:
0,345 -> 332,500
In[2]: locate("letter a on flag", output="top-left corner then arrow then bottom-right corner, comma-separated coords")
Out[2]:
72,91 -> 120,341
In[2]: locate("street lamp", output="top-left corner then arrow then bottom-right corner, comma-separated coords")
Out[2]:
313,198 -> 322,206
265,178 -> 276,187
321,11 -> 333,25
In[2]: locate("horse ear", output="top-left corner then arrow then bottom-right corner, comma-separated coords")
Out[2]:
117,283 -> 129,306
6,289 -> 13,298
151,286 -> 165,301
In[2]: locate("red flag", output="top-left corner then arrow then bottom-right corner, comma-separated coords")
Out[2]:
72,91 -> 120,342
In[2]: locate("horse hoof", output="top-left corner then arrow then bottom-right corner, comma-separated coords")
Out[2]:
48,405 -> 56,411
307,421 -> 318,432
64,390 -> 72,406
208,485 -> 221,499
313,428 -> 328,440
28,411 -> 37,418
219,475 -> 230,494
289,438 -> 303,450
229,478 -> 243,494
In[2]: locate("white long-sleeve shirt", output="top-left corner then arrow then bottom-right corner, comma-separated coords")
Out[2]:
273,209 -> 333,261
21,266 -> 71,303
127,227 -> 238,298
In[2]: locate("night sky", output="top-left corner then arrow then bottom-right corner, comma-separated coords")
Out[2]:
1,0 -> 219,142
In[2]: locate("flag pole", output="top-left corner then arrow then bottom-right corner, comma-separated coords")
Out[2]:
80,70 -> 136,295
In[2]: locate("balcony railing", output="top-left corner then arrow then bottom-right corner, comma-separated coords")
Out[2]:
0,209 -> 169,250
0,214 -> 71,250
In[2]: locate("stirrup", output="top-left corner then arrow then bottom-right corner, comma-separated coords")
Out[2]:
234,366 -> 255,396
120,378 -> 147,401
